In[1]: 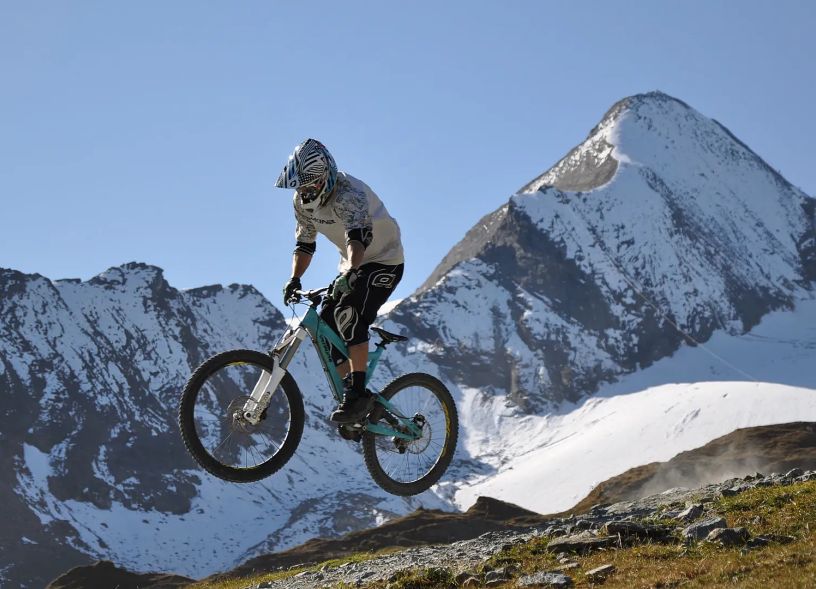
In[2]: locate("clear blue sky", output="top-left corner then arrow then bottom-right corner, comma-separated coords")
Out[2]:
2,1 -> 814,310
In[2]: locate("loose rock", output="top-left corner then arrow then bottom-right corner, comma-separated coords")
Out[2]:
548,535 -> 616,553
759,533 -> 796,544
603,520 -> 673,542
585,564 -> 616,581
485,569 -> 510,584
705,527 -> 750,547
674,504 -> 703,522
682,516 -> 727,541
455,571 -> 476,584
517,571 -> 573,587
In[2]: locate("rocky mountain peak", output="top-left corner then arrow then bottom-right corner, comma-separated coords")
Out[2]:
87,262 -> 169,294
389,92 -> 815,407
519,90 -> 798,197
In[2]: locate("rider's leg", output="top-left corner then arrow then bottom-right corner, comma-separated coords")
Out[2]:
348,342 -> 367,373
334,342 -> 367,376
329,264 -> 403,423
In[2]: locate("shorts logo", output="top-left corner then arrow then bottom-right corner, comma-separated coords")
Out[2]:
334,307 -> 359,341
372,273 -> 396,289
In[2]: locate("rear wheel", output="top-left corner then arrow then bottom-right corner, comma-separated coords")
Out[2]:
178,349 -> 304,482
362,373 -> 458,496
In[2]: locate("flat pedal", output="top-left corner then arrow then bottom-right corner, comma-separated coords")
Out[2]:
338,424 -> 362,442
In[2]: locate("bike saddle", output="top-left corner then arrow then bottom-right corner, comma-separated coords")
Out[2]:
370,326 -> 408,344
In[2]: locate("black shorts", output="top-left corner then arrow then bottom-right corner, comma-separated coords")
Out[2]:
320,262 -> 404,363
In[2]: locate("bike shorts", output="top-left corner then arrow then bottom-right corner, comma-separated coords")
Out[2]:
320,262 -> 404,364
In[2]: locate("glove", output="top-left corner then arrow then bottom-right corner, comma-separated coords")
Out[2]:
283,276 -> 302,305
329,269 -> 359,300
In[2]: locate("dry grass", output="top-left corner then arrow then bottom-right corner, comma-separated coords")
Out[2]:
368,480 -> 816,589
191,481 -> 816,589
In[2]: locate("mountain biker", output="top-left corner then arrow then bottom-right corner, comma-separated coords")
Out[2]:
275,139 -> 405,424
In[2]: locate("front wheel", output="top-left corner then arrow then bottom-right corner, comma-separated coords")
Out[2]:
362,373 -> 458,496
178,349 -> 305,483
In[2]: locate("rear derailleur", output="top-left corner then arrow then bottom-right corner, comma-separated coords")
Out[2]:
392,413 -> 426,454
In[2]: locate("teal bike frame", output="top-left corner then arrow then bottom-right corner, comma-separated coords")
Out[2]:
243,289 -> 422,441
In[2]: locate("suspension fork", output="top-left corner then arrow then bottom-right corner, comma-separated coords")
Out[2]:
241,327 -> 307,424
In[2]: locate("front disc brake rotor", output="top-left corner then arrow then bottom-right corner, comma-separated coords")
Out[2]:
227,396 -> 257,434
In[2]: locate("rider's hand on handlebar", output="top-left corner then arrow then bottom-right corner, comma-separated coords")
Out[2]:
283,276 -> 302,305
329,268 -> 360,300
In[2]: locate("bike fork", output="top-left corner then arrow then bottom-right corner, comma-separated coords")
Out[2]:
241,327 -> 307,425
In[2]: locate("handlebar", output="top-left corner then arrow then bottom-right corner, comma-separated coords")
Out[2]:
291,287 -> 329,307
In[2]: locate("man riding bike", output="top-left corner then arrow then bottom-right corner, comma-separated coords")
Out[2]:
275,139 -> 405,424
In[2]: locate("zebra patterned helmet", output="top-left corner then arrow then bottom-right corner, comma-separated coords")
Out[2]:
275,138 -> 338,206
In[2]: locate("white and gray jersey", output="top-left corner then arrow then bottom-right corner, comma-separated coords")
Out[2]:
293,172 -> 404,271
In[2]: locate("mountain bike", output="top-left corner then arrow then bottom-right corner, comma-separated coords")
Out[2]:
178,287 -> 458,496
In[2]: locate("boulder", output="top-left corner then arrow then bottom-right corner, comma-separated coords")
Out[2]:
682,517 -> 726,541
705,527 -> 750,547
547,535 -> 617,553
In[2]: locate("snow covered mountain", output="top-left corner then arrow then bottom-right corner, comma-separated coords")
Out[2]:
388,91 -> 815,408
454,297 -> 816,514
0,264 -> 440,588
3,91 -> 816,587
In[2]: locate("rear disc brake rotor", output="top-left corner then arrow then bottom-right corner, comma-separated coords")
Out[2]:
406,417 -> 432,454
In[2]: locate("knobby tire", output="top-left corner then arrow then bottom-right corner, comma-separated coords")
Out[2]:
178,349 -> 305,483
362,372 -> 458,496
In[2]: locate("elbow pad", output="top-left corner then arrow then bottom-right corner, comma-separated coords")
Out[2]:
294,241 -> 316,256
345,227 -> 373,249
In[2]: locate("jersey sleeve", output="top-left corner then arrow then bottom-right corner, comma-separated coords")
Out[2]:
293,197 -> 317,244
333,186 -> 374,248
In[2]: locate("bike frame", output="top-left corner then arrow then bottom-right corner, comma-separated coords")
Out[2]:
241,293 -> 421,441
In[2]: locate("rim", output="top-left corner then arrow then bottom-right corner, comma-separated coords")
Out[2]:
193,361 -> 293,470
373,384 -> 450,484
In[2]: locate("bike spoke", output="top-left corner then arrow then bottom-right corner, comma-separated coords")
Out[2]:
211,431 -> 235,456
259,431 -> 282,453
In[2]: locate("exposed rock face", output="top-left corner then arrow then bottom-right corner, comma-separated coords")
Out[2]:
390,91 -> 815,407
0,263 -> 288,586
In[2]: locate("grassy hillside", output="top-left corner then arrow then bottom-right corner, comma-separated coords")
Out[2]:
193,478 -> 816,589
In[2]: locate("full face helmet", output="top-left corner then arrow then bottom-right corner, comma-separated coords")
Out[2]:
275,138 -> 338,206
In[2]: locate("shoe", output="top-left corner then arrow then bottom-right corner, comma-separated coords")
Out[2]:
330,391 -> 373,424
330,372 -> 373,424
